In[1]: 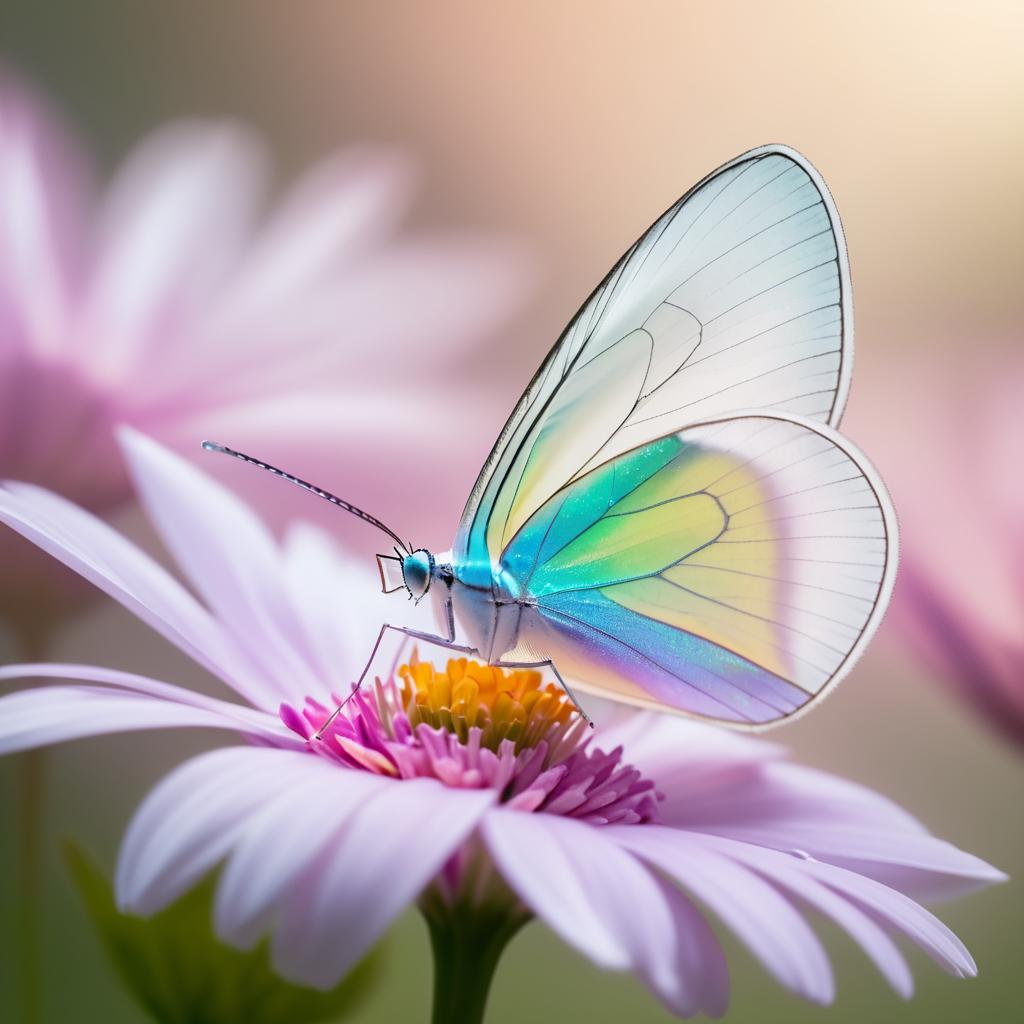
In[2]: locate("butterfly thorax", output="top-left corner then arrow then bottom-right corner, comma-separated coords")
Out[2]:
442,556 -> 529,663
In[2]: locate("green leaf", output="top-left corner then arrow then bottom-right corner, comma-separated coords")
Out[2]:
63,840 -> 381,1024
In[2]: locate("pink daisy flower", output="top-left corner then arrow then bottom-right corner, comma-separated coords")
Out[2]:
0,431 -> 1004,1018
0,72 -> 527,643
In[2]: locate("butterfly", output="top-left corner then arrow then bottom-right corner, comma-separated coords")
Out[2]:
204,144 -> 897,732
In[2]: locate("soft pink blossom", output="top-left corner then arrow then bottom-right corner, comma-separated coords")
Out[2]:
850,346 -> 1024,748
0,73 -> 527,640
0,431 -> 1005,1015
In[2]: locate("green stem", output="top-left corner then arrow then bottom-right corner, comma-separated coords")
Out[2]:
13,628 -> 50,1024
422,900 -> 527,1024
18,748 -> 46,1024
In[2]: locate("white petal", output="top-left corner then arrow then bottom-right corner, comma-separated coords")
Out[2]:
684,833 -> 914,997
272,779 -> 494,989
116,747 -> 319,914
280,523 -> 389,687
0,662 -> 290,747
83,122 -> 266,380
119,429 -> 328,704
695,833 -> 980,981
174,387 -> 491,470
688,764 -> 1006,900
651,873 -> 730,1017
205,147 -> 415,337
804,859 -> 981,978
482,810 -> 629,969
677,761 -> 928,834
610,824 -> 834,1004
483,808 -> 702,1019
285,238 -> 532,373
214,767 -> 391,948
0,481 -> 266,703
177,236 -> 531,398
278,523 -> 436,686
594,709 -> 783,786
0,687 -> 243,754
731,825 -> 1006,900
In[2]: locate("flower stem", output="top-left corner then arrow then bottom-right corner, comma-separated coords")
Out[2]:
18,747 -> 45,1024
422,900 -> 527,1024
13,628 -> 49,1024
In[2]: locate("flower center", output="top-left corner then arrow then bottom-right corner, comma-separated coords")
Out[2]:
0,352 -> 126,511
281,659 -> 661,825
401,659 -> 582,752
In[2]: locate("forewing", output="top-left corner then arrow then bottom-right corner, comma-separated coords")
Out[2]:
456,146 -> 852,578
503,413 -> 895,726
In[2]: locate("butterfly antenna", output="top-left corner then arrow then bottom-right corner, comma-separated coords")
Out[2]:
201,441 -> 408,552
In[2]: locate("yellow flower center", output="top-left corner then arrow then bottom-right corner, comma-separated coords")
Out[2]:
395,658 -> 579,753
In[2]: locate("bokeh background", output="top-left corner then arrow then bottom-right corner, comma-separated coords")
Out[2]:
1,2 -> 1021,1022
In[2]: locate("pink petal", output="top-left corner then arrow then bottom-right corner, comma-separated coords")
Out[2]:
279,523 -> 397,688
213,767 -> 390,948
597,709 -> 783,770
610,824 -> 834,1004
804,860 -> 978,979
593,711 -> 784,809
852,348 -> 1024,745
653,874 -> 730,1017
82,122 -> 266,382
265,237 -> 533,375
204,147 -> 416,338
175,389 -> 501,540
0,662 -> 290,747
0,480 -> 267,703
271,779 -> 495,988
896,563 -> 1024,747
116,747 -> 320,914
692,834 -> 981,980
176,242 -> 531,411
661,760 -> 925,837
0,351 -> 124,507
682,833 -> 914,997
682,763 -> 1006,901
119,429 -> 328,704
803,840 -> 1006,904
978,362 -> 1024,564
859,350 -> 1024,644
126,211 -> 531,420
0,75 -> 90,357
482,810 -> 723,1016
0,687 -> 245,754
481,810 -> 630,969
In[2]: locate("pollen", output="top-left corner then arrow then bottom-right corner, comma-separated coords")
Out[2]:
398,658 -> 578,753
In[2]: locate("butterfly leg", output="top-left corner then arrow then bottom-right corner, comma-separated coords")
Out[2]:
313,622 -> 477,740
492,657 -> 594,727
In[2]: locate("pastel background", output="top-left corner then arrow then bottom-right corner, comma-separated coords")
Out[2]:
0,2 -> 1021,1022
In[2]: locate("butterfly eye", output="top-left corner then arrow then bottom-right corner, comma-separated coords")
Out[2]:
402,549 -> 434,600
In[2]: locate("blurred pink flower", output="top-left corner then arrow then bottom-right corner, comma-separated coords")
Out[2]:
0,73 -> 528,643
850,346 -> 1024,748
0,431 -> 1004,1016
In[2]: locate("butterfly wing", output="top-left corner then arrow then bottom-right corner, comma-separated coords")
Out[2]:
456,145 -> 852,583
501,413 -> 896,726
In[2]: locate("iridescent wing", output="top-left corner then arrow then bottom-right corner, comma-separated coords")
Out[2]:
501,414 -> 897,726
456,145 -> 852,583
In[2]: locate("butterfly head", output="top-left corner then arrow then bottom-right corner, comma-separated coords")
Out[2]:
377,547 -> 435,602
